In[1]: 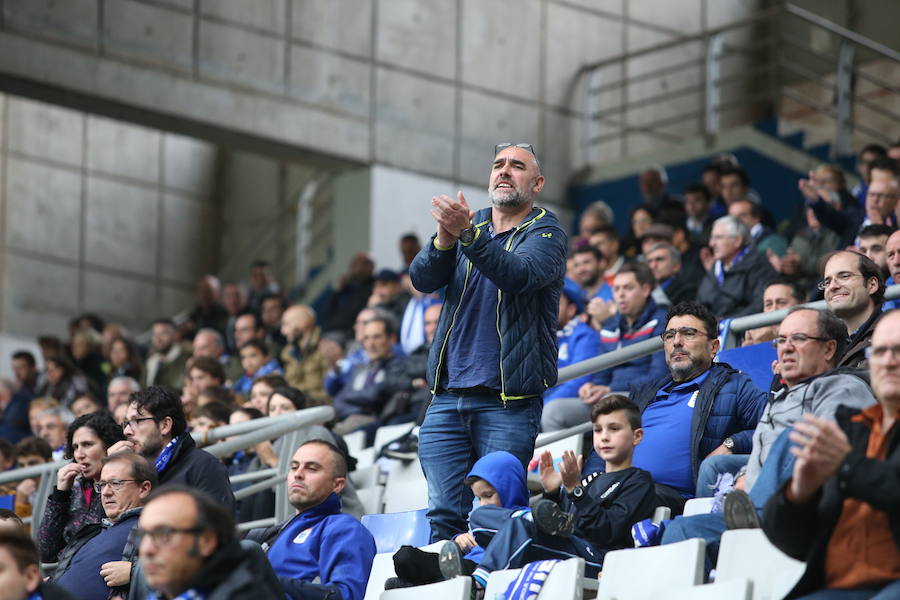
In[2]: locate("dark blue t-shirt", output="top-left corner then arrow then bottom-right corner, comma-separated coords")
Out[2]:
632,369 -> 711,497
441,229 -> 512,390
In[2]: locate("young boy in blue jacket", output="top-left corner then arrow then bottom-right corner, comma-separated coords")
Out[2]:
388,450 -> 530,587
441,394 -> 657,590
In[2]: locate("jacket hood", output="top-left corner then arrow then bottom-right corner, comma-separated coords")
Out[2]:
466,451 -> 529,510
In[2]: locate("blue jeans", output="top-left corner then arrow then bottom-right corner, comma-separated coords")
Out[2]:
795,581 -> 900,599
418,391 -> 542,542
662,428 -> 797,573
695,454 -> 750,497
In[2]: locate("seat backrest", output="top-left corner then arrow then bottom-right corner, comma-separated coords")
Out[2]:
715,343 -> 777,391
668,578 -> 752,600
374,423 -> 415,453
344,430 -> 367,457
364,541 -> 446,600
716,530 -> 805,600
384,458 -> 425,485
539,558 -> 584,599
682,497 -> 715,517
350,464 -> 383,490
534,432 -> 584,464
361,508 -> 430,554
598,538 -> 705,600
379,576 -> 471,600
483,567 -> 521,599
383,478 -> 428,513
357,485 -> 385,516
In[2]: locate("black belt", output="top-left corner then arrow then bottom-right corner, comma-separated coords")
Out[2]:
444,386 -> 500,395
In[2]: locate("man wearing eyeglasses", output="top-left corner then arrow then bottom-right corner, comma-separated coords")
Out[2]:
107,386 -> 234,511
409,143 -> 567,542
821,250 -> 885,368
51,452 -> 156,599
761,309 -> 900,599
661,306 -> 876,572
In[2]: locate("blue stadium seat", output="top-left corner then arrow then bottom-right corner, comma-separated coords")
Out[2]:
716,343 -> 777,391
361,508 -> 431,554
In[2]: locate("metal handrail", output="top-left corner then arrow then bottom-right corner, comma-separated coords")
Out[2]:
203,406 -> 334,459
783,4 -> 900,62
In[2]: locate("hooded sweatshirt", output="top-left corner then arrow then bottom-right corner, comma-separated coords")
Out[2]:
464,451 -> 530,562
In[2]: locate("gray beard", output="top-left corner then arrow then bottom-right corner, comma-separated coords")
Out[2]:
490,189 -> 530,209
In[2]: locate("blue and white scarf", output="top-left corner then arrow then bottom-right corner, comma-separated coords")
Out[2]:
154,435 -> 181,473
502,559 -> 559,600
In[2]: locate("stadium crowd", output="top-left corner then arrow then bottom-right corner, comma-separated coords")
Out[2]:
0,138 -> 898,599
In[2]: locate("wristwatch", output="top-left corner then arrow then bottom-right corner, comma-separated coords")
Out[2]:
569,486 -> 584,500
459,225 -> 476,244
723,437 -> 735,451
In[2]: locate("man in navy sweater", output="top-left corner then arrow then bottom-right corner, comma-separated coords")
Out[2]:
53,451 -> 155,599
247,440 -> 376,600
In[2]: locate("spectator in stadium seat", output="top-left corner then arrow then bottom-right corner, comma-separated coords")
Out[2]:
645,242 -> 699,308
577,200 -> 614,242
541,279 -> 600,432
821,250 -> 884,368
0,530 -> 76,600
280,304 -> 329,406
570,246 -> 607,302
369,269 -> 411,325
760,309 -> 900,599
188,357 -> 226,401
589,225 -> 625,289
684,182 -> 716,244
107,376 -> 139,414
51,452 -> 155,599
850,144 -> 888,206
409,142 -> 566,542
142,319 -> 189,391
222,281 -> 247,354
743,278 -> 806,346
192,328 -> 243,384
697,215 -> 777,318
729,198 -> 788,257
577,263 -> 668,398
107,336 -> 143,382
622,302 -> 767,511
36,406 -> 73,460
621,204 -> 656,259
260,293 -> 288,359
662,307 -> 875,572
10,351 -> 39,398
186,275 -> 229,337
12,437 -> 52,531
639,165 -> 681,212
68,392 -> 102,418
108,386 -> 234,510
719,165 -> 753,207
0,378 -> 31,443
882,230 -> 900,311
248,373 -> 288,414
858,223 -> 893,278
39,357 -> 90,410
331,314 -> 401,435
770,206 -> 840,294
246,440 -> 375,600
232,340 -> 283,397
70,328 -> 106,394
38,412 -> 125,562
246,259 -> 280,314
232,311 -> 266,355
381,302 -> 443,425
137,486 -> 283,599
324,253 -> 375,336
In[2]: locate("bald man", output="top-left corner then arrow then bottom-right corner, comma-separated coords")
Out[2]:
281,304 -> 329,406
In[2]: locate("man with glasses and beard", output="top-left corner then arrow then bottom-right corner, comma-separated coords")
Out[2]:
623,302 -> 767,513
409,143 -> 567,542
107,386 -> 234,511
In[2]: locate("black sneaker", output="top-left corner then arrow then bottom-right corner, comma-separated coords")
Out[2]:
533,499 -> 575,537
723,490 -> 760,530
438,541 -> 464,580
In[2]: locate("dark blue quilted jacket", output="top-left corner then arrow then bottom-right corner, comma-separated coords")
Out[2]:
409,206 -> 567,401
630,362 -> 768,483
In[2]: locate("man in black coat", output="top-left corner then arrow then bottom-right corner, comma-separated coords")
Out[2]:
696,216 -> 776,318
107,386 -> 234,511
645,242 -> 699,307
761,310 -> 900,599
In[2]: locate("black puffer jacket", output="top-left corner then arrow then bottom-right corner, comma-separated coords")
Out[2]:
696,248 -> 776,318
160,434 -> 235,511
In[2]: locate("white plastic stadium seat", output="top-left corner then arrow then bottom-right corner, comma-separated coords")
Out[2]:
682,497 -> 715,517
716,530 -> 805,600
364,541 -> 446,600
668,578 -> 752,600
379,576 -> 471,600
373,423 -> 415,453
356,485 -> 385,515
383,478 -> 429,513
534,432 -> 584,461
350,464 -> 382,490
344,430 -> 366,457
597,538 -> 705,600
484,558 -> 587,600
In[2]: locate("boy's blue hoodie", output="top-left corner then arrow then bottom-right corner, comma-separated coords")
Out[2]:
464,451 -> 529,562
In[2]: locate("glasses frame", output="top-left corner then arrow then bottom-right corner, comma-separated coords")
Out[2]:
817,271 -> 863,291
120,417 -> 156,431
660,327 -> 712,343
94,479 -> 139,493
770,334 -> 832,348
135,526 -> 204,547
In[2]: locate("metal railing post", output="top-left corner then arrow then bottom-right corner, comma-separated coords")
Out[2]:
583,67 -> 600,167
834,40 -> 855,158
705,33 -> 724,138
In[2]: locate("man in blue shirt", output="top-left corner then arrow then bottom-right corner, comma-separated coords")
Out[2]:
627,302 -> 767,512
409,143 -> 567,542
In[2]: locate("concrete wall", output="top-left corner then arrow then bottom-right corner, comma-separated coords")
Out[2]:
0,0 -> 764,207
0,94 -> 218,336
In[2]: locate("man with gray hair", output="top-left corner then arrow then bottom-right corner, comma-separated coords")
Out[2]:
36,406 -> 74,460
646,242 -> 698,307
192,327 -> 242,382
639,165 -> 680,211
107,376 -> 140,413
696,215 -> 776,318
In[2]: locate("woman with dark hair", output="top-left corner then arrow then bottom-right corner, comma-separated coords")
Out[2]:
36,412 -> 125,562
621,204 -> 658,259
38,356 -> 91,409
106,336 -> 143,382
